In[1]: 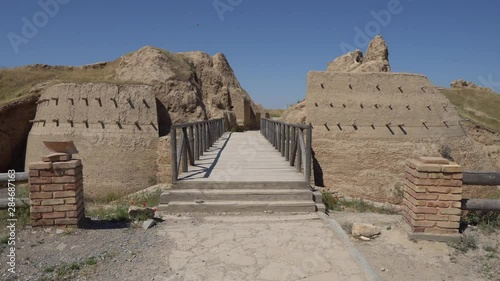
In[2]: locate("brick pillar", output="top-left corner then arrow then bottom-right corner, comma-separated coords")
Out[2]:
403,157 -> 463,242
28,155 -> 84,228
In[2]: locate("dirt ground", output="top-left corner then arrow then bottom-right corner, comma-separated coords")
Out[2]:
1,210 -> 498,281
330,211 -> 500,281
1,213 -> 374,281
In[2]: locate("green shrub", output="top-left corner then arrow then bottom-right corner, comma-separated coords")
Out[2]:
439,144 -> 453,160
449,234 -> 478,253
322,191 -> 341,211
463,211 -> 500,233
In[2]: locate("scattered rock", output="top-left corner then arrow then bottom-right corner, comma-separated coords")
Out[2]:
381,267 -> 386,272
56,243 -> 67,251
451,79 -> 479,89
55,229 -> 64,234
359,236 -> 371,241
142,219 -> 156,230
450,79 -> 496,93
352,223 -> 381,238
128,206 -> 155,219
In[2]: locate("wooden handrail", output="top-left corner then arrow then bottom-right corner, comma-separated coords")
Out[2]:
171,118 -> 225,182
260,118 -> 312,186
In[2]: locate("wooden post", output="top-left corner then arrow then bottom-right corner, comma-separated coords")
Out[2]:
290,127 -> 296,166
171,126 -> 178,183
181,129 -> 188,172
305,125 -> 312,186
189,126 -> 194,162
184,127 -> 195,166
296,131 -> 302,172
285,125 -> 290,161
198,124 -> 205,157
194,124 -> 200,160
281,124 -> 285,157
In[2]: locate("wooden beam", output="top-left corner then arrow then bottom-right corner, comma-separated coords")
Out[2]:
461,198 -> 500,211
0,172 -> 28,183
463,172 -> 500,186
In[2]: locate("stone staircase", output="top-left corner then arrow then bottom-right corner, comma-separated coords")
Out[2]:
158,182 -> 324,213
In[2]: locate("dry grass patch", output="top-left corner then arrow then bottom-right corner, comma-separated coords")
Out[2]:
441,88 -> 500,133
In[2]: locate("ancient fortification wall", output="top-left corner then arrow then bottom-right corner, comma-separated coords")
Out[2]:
305,72 -> 483,203
25,83 -> 159,199
306,72 -> 465,139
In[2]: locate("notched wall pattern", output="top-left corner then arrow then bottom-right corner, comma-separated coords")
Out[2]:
25,83 -> 159,198
306,72 -> 465,139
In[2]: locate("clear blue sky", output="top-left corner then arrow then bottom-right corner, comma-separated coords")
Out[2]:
1,0 -> 499,108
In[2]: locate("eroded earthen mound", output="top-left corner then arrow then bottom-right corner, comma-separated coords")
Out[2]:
327,35 -> 391,73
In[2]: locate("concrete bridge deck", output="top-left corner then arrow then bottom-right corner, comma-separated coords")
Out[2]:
177,131 -> 305,183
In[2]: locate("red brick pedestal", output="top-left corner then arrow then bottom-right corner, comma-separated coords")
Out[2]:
403,157 -> 462,242
29,156 -> 84,228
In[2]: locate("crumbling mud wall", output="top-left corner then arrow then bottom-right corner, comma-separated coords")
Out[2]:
0,96 -> 38,172
305,72 -> 496,203
25,83 -> 159,199
233,97 -> 261,129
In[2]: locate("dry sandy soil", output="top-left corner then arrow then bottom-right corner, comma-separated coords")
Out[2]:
0,211 -> 498,281
331,211 -> 499,281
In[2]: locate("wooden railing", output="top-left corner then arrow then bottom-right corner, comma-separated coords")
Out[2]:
462,171 -> 500,211
171,118 -> 225,182
260,118 -> 312,185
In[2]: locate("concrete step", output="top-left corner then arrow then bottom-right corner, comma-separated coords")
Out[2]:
158,200 -> 316,213
173,181 -> 309,190
312,191 -> 323,203
161,189 -> 313,203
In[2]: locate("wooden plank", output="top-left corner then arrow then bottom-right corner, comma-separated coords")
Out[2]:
461,198 -> 500,211
0,172 -> 28,183
463,172 -> 500,186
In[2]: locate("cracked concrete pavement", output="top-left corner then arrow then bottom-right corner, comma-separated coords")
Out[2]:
153,213 -> 374,281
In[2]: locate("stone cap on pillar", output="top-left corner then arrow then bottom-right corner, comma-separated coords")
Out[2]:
42,141 -> 78,163
42,152 -> 71,162
406,157 -> 462,173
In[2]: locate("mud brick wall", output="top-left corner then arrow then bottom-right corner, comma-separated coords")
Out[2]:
305,71 -> 471,203
29,159 -> 84,228
25,83 -> 159,199
403,157 -> 463,239
306,72 -> 465,139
